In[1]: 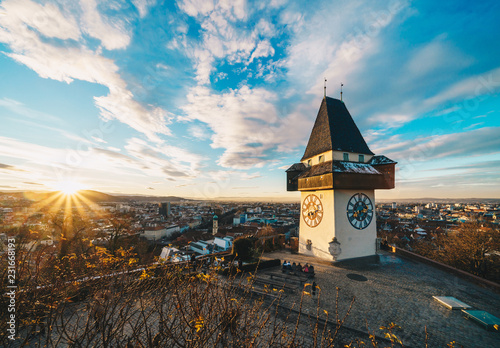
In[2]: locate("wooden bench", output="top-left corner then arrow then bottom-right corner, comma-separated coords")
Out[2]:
253,278 -> 296,293
275,270 -> 315,280
267,272 -> 308,286
269,274 -> 304,286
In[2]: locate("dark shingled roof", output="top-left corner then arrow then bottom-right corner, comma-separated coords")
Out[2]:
285,163 -> 306,172
369,155 -> 397,165
301,97 -> 374,161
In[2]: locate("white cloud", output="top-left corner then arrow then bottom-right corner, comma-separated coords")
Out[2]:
241,172 -> 261,180
0,0 -> 171,143
0,136 -> 66,165
91,136 -> 107,143
80,0 -> 131,50
182,85 -> 310,169
406,38 -> 471,77
132,0 -> 156,18
249,40 -> 274,63
95,91 -> 171,143
0,134 -> 205,188
124,137 -> 204,178
255,18 -> 275,37
302,1 -> 408,97
180,0 -> 276,84
178,0 -> 215,17
182,85 -> 278,168
375,127 -> 500,168
0,0 -> 80,41
188,124 -> 211,140
424,67 -> 500,109
366,66 -> 500,129
0,163 -> 24,171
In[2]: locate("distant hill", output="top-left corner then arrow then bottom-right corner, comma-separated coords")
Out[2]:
114,194 -> 191,202
0,190 -> 190,203
77,190 -> 126,202
78,191 -> 191,203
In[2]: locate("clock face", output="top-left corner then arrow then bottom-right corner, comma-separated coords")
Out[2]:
302,194 -> 324,228
346,193 -> 373,230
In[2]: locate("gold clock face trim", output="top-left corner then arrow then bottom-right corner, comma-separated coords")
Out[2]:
302,194 -> 324,228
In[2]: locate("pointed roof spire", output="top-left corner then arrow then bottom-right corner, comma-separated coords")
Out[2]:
324,77 -> 327,98
301,97 -> 374,161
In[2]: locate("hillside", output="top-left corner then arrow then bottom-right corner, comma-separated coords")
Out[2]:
0,190 -> 190,203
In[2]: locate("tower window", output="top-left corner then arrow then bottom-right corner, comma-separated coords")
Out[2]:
343,153 -> 349,161
359,154 -> 365,162
318,155 -> 324,163
307,159 -> 312,167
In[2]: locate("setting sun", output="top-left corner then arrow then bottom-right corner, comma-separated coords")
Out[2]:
55,180 -> 86,195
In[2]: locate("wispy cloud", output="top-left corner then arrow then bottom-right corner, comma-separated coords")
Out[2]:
0,163 -> 24,171
23,181 -> 43,185
387,127 -> 500,162
241,172 -> 261,180
0,98 -> 62,123
80,0 -> 131,50
132,0 -> 156,18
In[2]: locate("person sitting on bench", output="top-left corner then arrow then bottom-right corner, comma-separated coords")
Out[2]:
282,260 -> 292,272
296,263 -> 303,272
307,265 -> 315,278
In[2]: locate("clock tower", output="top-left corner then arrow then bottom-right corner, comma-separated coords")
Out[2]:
286,96 -> 396,261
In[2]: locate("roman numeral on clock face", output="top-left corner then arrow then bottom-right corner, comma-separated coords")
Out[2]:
346,193 -> 373,230
302,194 -> 323,228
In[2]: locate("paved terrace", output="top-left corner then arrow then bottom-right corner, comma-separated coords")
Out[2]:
260,250 -> 500,348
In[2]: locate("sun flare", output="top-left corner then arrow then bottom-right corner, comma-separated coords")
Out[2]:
55,180 -> 86,195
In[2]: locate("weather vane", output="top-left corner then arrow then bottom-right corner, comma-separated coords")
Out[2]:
340,82 -> 343,101
324,77 -> 327,97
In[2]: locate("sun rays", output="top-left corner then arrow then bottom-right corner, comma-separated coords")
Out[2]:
33,181 -> 103,222
54,180 -> 86,196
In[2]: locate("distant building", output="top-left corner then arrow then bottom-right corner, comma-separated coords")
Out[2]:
233,213 -> 247,226
415,206 -> 424,214
189,236 -> 234,256
212,214 -> 218,235
159,246 -> 190,262
190,240 -> 213,255
159,202 -> 171,218
142,224 -> 180,241
118,204 -> 132,213
214,236 -> 233,251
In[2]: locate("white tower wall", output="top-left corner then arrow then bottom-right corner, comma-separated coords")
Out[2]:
299,189 -> 377,261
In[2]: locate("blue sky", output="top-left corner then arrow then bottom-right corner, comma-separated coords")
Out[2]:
0,0 -> 499,200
